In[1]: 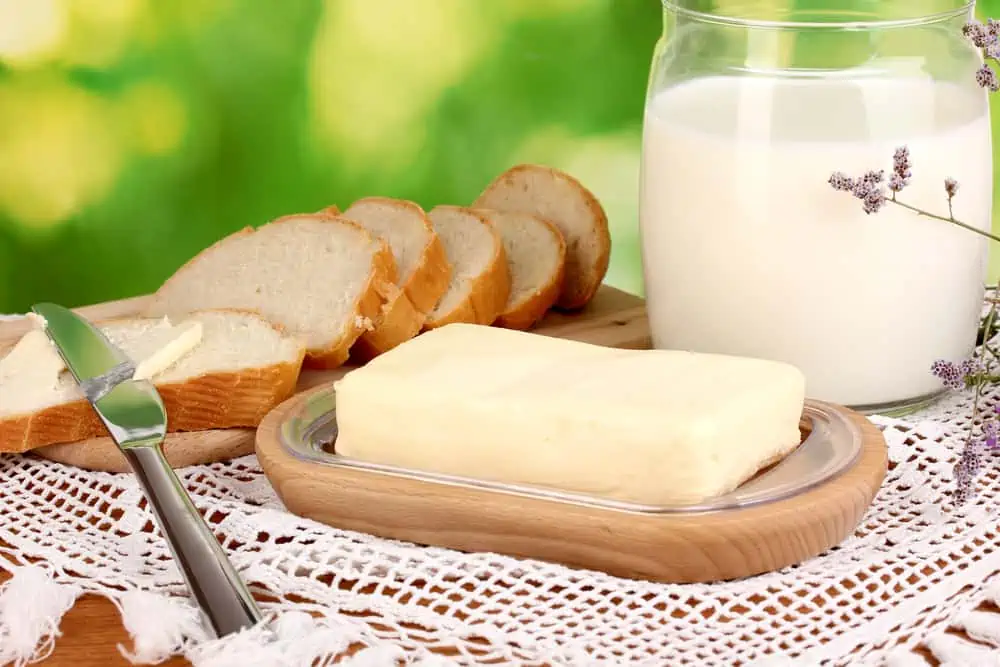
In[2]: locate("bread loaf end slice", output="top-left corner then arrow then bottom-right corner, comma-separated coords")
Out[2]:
473,164 -> 610,310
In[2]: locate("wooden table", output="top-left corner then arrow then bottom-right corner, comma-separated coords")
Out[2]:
37,595 -> 187,666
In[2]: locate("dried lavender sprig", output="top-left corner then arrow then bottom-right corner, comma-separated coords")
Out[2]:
828,151 -> 1000,243
943,283 -> 1000,505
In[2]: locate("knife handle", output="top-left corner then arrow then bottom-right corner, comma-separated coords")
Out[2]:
124,445 -> 263,636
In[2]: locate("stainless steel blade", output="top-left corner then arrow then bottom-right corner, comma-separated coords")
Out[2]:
30,302 -> 136,402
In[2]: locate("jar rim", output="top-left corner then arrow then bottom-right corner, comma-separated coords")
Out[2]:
659,1 -> 975,30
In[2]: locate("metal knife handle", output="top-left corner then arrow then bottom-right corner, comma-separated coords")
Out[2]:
124,445 -> 263,636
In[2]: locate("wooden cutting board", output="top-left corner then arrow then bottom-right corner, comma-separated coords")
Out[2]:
0,285 -> 650,471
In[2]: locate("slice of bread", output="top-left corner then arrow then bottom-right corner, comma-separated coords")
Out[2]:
473,164 -> 611,310
144,213 -> 397,369
342,197 -> 451,314
475,209 -> 567,331
0,310 -> 305,453
341,197 -> 450,358
424,206 -> 510,329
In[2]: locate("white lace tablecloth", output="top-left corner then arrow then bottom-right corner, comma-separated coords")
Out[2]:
1,312 -> 1000,666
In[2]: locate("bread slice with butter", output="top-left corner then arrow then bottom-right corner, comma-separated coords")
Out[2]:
145,213 -> 397,369
334,324 -> 806,506
424,206 -> 511,329
0,310 -> 305,453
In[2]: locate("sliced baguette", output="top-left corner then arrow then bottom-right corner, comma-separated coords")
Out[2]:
424,206 -> 511,329
0,310 -> 305,453
475,209 -> 567,331
145,213 -> 397,369
341,197 -> 450,358
343,197 -> 451,314
473,164 -> 610,310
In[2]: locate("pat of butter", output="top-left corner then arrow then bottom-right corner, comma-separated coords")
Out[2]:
0,316 -> 203,387
130,320 -> 203,380
334,323 -> 807,506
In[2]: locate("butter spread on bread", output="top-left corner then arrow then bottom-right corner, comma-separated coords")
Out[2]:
334,324 -> 806,506
0,317 -> 202,398
0,311 -> 305,453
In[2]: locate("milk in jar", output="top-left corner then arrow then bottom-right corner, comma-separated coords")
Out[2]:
639,76 -> 992,408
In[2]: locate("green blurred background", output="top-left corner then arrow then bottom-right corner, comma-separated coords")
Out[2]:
1,0 -> 999,313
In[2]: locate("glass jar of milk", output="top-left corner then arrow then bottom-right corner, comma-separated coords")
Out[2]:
640,0 -> 993,413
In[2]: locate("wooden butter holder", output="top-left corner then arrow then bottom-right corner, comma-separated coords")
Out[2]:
256,384 -> 888,584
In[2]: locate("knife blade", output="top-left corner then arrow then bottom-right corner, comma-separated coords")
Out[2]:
31,303 -> 263,637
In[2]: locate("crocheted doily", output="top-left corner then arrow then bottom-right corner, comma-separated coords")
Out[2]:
0,313 -> 999,666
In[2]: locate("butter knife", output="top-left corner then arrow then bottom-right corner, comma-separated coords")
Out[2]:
31,303 -> 263,637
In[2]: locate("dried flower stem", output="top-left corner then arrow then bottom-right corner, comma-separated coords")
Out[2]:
828,17 -> 1000,506
887,196 -> 1000,244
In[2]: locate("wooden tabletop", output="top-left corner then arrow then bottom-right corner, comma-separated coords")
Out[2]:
30,593 -> 187,666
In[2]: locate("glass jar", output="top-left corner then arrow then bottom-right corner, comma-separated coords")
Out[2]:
639,0 -> 994,413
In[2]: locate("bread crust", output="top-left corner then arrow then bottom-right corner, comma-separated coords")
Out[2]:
350,283 -> 424,362
34,429 -> 255,472
145,213 -> 397,371
340,197 -> 450,358
424,208 -> 511,330
0,355 -> 304,453
342,197 -> 452,316
306,226 -> 398,368
493,215 -> 568,331
405,231 -> 451,314
474,164 -> 611,311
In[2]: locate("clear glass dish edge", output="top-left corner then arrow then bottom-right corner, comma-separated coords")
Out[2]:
276,387 -> 863,516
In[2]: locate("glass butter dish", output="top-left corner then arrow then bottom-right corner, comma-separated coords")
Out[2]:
255,385 -> 886,583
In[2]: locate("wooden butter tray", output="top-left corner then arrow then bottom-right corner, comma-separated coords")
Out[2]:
256,384 -> 888,585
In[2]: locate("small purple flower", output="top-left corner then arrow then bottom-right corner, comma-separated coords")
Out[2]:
893,146 -> 912,182
989,18 -> 1000,38
852,179 -> 872,199
959,357 -> 984,377
828,172 -> 855,192
976,64 -> 1000,92
963,19 -> 983,38
988,42 -> 1000,61
945,178 -> 959,199
984,420 -> 999,449
862,188 -> 886,214
931,358 -> 976,390
964,20 -> 997,48
953,472 -> 975,505
888,173 -> 906,193
862,169 -> 884,185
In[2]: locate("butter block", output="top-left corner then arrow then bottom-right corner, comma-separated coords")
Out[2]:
334,323 -> 806,506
